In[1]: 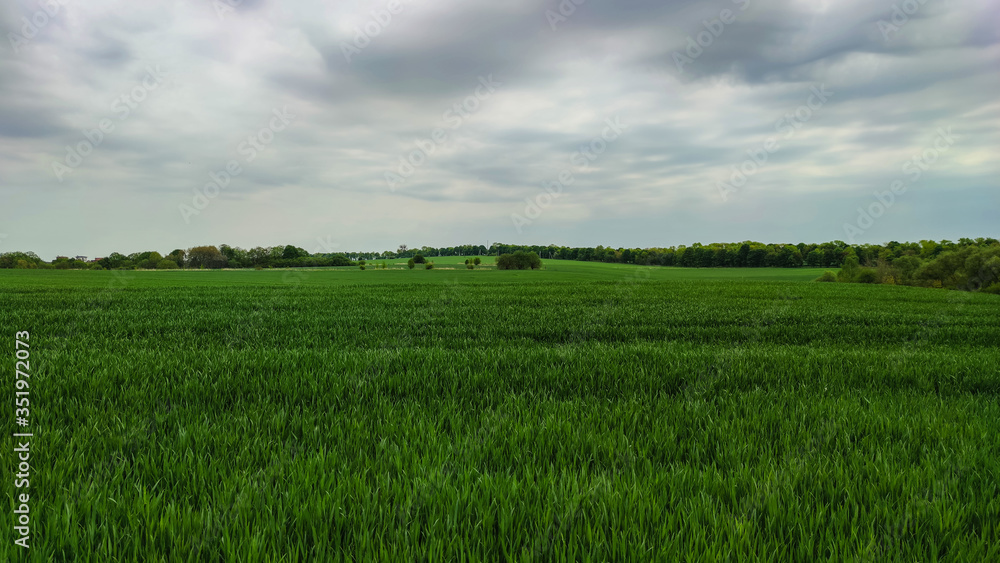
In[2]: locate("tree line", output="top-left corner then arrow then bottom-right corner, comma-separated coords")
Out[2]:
2,239 -> 997,280
824,241 -> 1000,294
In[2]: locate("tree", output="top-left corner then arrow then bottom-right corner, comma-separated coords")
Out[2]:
142,252 -> 163,269
473,257 -> 481,266
156,259 -> 179,269
407,258 -> 415,269
167,249 -> 186,268
837,253 -> 860,282
496,251 -> 542,270
282,245 -> 309,261
413,254 -> 426,264
187,246 -> 228,269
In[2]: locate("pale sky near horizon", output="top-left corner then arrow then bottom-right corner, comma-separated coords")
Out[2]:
1,0 -> 997,260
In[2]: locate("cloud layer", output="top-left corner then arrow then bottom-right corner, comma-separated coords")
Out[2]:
1,0 -> 997,258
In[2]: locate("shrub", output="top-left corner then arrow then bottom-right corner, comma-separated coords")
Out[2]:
474,257 -> 481,265
836,255 -> 860,282
425,262 -> 434,270
856,268 -> 879,284
815,271 -> 837,282
360,265 -> 366,270
359,260 -> 366,266
467,263 -> 474,269
413,254 -> 426,264
156,259 -> 179,270
407,259 -> 415,270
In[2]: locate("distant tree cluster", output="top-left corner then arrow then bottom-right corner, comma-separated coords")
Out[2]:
0,245 -> 357,270
496,251 -> 542,270
0,251 -> 45,269
826,241 -> 1000,293
5,239 -> 999,276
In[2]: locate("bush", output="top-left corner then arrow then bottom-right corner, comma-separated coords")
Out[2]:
425,262 -> 434,270
407,258 -> 415,270
497,251 -> 542,270
413,254 -> 426,264
856,268 -> 879,284
156,259 -> 179,270
466,263 -> 474,269
836,255 -> 860,282
360,265 -> 366,270
464,259 -> 470,265
359,260 -> 366,266
815,271 -> 837,282
474,257 -> 481,265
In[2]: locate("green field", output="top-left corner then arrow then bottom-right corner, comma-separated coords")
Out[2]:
0,259 -> 828,288
3,262 -> 999,561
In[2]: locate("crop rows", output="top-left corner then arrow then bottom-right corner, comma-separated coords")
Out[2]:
2,278 -> 999,561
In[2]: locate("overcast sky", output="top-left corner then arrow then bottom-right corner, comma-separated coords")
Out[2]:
1,0 -> 997,259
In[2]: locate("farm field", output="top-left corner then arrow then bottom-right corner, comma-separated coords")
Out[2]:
0,259 -> 829,289
2,264 -> 999,561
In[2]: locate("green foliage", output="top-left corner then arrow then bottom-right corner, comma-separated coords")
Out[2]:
836,254 -> 860,282
0,251 -> 44,269
815,271 -> 837,282
474,257 -> 482,265
834,242 -> 1000,293
407,258 -> 415,270
425,262 -> 434,270
156,259 -> 179,270
413,254 -> 426,264
497,251 -> 542,270
856,268 -> 879,284
187,246 -> 228,269
467,263 -> 474,269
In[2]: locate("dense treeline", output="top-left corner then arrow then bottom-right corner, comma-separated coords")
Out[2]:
0,245 -> 356,270
384,239 -> 1000,270
2,239 -> 997,286
827,242 -> 1000,294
